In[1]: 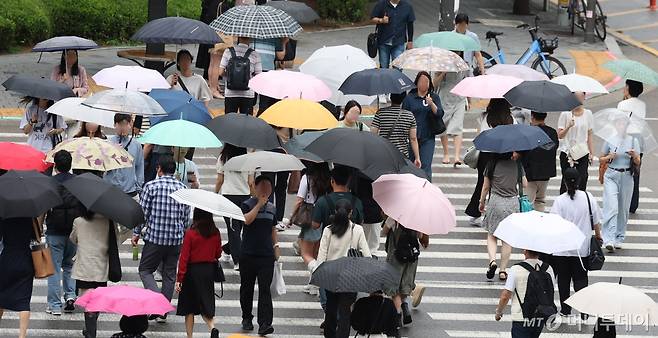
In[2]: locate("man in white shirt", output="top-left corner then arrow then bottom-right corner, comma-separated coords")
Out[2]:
454,13 -> 485,76
617,79 -> 646,213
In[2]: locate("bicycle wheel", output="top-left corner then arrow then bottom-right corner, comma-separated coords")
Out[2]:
594,2 -> 607,41
473,51 -> 497,76
575,0 -> 586,30
531,55 -> 567,78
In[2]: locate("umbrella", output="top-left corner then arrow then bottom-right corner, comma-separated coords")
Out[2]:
0,142 -> 51,172
83,88 -> 167,116
565,282 -> 658,326
414,31 -> 481,51
398,159 -> 428,179
259,99 -> 338,130
138,119 -> 222,148
504,81 -> 581,112
32,36 -> 98,52
373,174 -> 456,235
473,124 -> 554,153
92,66 -> 170,92
0,170 -> 62,219
390,47 -> 469,72
603,59 -> 658,86
310,256 -> 401,293
170,189 -> 245,221
205,113 -> 281,150
494,211 -> 586,254
550,73 -> 609,94
224,151 -> 305,172
2,75 -> 75,101
46,137 -> 134,172
147,89 -> 212,126
62,173 -> 145,227
132,17 -> 222,45
339,68 -> 415,96
248,70 -> 332,101
75,285 -> 174,316
210,5 -> 302,39
266,0 -> 320,23
449,74 -> 523,99
283,131 -> 324,162
46,98 -> 116,128
592,108 -> 657,154
299,45 -> 377,105
486,64 -> 549,81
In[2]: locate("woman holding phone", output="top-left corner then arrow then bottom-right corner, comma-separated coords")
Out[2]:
167,50 -> 213,108
557,92 -> 594,194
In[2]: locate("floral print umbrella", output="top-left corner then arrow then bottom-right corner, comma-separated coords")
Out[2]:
46,137 -> 133,172
391,47 -> 469,72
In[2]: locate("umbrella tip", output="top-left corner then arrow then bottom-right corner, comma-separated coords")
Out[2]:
618,277 -> 622,284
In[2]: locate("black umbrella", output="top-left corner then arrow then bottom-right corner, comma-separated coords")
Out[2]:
473,124 -> 554,153
62,173 -> 144,228
2,75 -> 75,101
399,159 -> 428,180
32,36 -> 98,52
503,80 -> 581,113
266,0 -> 320,23
339,68 -> 416,96
310,256 -> 401,293
132,17 -> 222,45
283,131 -> 324,162
0,170 -> 63,219
206,113 -> 281,150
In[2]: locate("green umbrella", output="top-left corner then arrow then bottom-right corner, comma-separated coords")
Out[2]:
138,119 -> 222,148
603,60 -> 658,86
414,31 -> 481,51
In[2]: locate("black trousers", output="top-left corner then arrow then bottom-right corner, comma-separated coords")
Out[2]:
552,256 -> 588,315
324,291 -> 356,338
240,255 -> 275,327
225,96 -> 254,115
263,171 -> 289,222
465,152 -> 494,218
630,153 -> 642,213
222,194 -> 249,265
559,152 -> 588,194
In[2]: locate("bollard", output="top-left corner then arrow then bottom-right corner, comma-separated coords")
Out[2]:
651,0 -> 657,11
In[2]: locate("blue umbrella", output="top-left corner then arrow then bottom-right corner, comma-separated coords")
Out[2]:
473,124 -> 554,153
339,68 -> 415,96
148,89 -> 212,126
132,17 -> 222,45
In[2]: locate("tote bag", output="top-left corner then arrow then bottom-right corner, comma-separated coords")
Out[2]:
30,219 -> 54,279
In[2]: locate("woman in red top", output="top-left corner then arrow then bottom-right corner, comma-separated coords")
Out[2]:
175,208 -> 222,338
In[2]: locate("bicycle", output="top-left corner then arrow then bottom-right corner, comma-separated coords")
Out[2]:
569,0 -> 607,41
474,16 -> 567,78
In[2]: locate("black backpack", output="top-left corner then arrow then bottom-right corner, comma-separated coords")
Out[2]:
515,262 -> 557,320
46,183 -> 81,235
393,224 -> 420,264
226,47 -> 253,91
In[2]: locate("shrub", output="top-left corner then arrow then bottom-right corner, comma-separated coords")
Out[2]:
0,17 -> 16,50
0,0 -> 52,48
318,0 -> 368,23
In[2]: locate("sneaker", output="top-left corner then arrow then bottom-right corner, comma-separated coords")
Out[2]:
156,314 -> 167,323
64,298 -> 75,313
148,314 -> 159,321
605,243 -> 615,253
292,240 -> 301,256
219,253 -> 231,263
234,263 -> 240,271
242,319 -> 254,331
614,243 -> 623,249
258,325 -> 274,336
210,327 -> 220,338
411,285 -> 426,308
276,222 -> 286,231
319,320 -> 325,333
154,270 -> 163,282
306,284 -> 319,296
282,217 -> 291,227
401,302 -> 412,325
46,307 -> 62,316
469,216 -> 482,227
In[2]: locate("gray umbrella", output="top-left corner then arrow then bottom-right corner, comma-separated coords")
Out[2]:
339,68 -> 416,96
503,81 -> 581,113
205,113 -> 281,150
267,1 -> 320,24
283,131 -> 324,162
2,75 -> 75,101
310,256 -> 401,293
132,17 -> 222,45
210,5 -> 302,39
32,36 -> 98,52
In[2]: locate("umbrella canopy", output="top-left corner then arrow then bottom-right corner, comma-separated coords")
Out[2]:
414,31 -> 481,51
283,131 -> 324,162
75,285 -> 174,316
487,64 -> 549,81
62,173 -> 145,227
139,119 -> 222,148
310,256 -> 401,293
132,17 -> 222,45
248,70 -> 332,101
339,68 -> 415,96
83,88 -> 167,116
603,59 -> 658,86
450,74 -> 523,99
504,81 -> 581,112
565,282 -> 658,326
32,36 -> 98,52
259,99 -> 338,130
391,47 -> 469,72
2,75 -> 75,101
224,151 -> 305,172
206,113 -> 281,150
46,137 -> 134,172
550,73 -> 609,94
0,170 -> 62,219
473,124 -> 554,153
92,66 -> 170,92
0,142 -> 51,172
210,5 -> 302,39
398,159 -> 429,180
494,211 -> 586,254
266,0 -> 320,23
170,189 -> 245,221
148,89 -> 212,126
373,174 -> 456,235
46,97 -> 116,128
592,108 -> 658,154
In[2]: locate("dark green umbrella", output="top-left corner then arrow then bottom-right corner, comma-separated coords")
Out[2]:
0,170 -> 62,218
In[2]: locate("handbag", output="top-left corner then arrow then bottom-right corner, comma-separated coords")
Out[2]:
291,202 -> 314,229
107,220 -> 122,283
427,104 -> 447,136
270,261 -> 286,298
517,161 -> 533,213
367,26 -> 378,58
214,260 -> 226,298
463,146 -> 480,169
568,143 -> 589,162
347,224 -> 364,258
30,219 -> 55,279
287,170 -> 301,194
584,192 -> 605,271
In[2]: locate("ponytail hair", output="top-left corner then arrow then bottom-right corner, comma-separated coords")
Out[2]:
328,199 -> 352,238
563,168 -> 580,200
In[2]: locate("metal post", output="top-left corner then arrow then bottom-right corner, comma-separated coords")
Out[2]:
145,0 -> 167,73
584,0 -> 597,43
650,0 -> 657,11
439,0 -> 455,31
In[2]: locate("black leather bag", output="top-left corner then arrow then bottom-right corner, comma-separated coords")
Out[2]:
584,193 -> 605,271
428,112 -> 446,136
367,27 -> 378,58
214,260 -> 225,298
107,220 -> 122,283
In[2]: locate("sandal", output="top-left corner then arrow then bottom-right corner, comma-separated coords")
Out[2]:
453,160 -> 463,168
499,271 -> 508,281
486,260 -> 497,280
442,158 -> 451,164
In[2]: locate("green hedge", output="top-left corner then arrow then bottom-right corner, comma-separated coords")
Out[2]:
0,0 -> 52,47
318,0 -> 368,23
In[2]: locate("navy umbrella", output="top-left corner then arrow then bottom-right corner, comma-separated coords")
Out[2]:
132,17 -> 222,45
2,75 -> 75,101
310,256 -> 401,293
32,36 -> 98,52
148,89 -> 212,126
267,1 -> 320,23
339,68 -> 416,96
503,81 -> 581,113
0,170 -> 63,219
473,124 -> 554,153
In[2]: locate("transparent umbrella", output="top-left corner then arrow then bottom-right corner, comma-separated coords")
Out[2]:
593,108 -> 657,154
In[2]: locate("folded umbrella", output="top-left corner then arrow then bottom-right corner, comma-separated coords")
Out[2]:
46,97 -> 116,128
138,119 -> 222,148
494,211 -> 586,254
0,142 -> 51,172
0,170 -> 62,219
266,0 -> 320,23
592,108 -> 657,154
32,36 -> 98,52
504,81 -> 581,112
210,5 -> 302,39
259,99 -> 338,130
486,64 -> 549,81
83,88 -> 167,116
473,124 -> 554,153
450,74 -> 523,99
206,113 -> 280,150
148,89 -> 212,126
224,151 -> 305,172
603,59 -> 658,86
391,47 -> 469,72
75,285 -> 174,316
170,189 -> 245,222
132,17 -> 222,45
2,75 -> 75,101
248,70 -> 332,101
311,256 -> 401,293
92,66 -> 170,92
46,137 -> 134,172
339,68 -> 415,96
550,73 -> 608,94
414,31 -> 481,51
283,131 -> 324,162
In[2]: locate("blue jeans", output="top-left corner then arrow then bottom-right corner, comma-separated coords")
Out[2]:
602,169 -> 634,245
411,138 -> 436,182
378,43 -> 406,69
46,235 -> 77,311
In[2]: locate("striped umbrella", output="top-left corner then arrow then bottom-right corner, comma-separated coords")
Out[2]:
210,5 -> 302,39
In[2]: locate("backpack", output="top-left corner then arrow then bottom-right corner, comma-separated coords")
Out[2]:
226,47 -> 253,91
46,182 -> 81,235
392,224 -> 420,264
514,262 -> 557,320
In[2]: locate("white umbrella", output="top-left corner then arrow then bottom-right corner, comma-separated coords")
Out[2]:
46,98 -> 116,128
92,65 -> 170,92
565,282 -> 658,326
170,189 -> 245,222
224,151 -> 305,172
550,73 -> 609,94
493,211 -> 586,254
83,88 -> 167,116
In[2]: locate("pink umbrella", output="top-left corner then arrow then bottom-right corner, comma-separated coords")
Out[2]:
450,74 -> 523,99
372,174 -> 456,235
486,64 -> 549,81
248,70 -> 332,101
75,285 -> 174,316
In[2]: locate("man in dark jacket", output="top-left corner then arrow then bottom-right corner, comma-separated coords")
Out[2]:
522,112 -> 558,211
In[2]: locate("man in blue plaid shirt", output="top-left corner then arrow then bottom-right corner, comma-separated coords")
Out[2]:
132,155 -> 189,322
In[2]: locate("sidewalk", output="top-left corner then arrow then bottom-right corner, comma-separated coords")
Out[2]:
598,0 -> 658,56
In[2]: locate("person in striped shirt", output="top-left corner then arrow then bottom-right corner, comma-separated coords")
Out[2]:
371,92 -> 421,168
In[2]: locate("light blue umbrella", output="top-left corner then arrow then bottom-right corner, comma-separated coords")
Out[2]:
138,119 -> 222,148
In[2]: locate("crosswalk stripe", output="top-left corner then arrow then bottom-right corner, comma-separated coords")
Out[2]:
0,330 -> 325,338
444,331 -> 646,338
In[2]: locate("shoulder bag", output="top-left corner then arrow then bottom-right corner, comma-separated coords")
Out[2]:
347,224 -> 364,257
290,176 -> 314,229
214,260 -> 226,298
30,218 -> 55,279
584,192 -> 605,271
426,96 -> 447,136
517,161 -> 533,212
367,26 -> 378,58
107,220 -> 122,283
463,146 -> 480,169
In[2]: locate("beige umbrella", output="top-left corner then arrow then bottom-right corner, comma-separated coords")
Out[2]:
390,47 -> 469,72
46,137 -> 134,172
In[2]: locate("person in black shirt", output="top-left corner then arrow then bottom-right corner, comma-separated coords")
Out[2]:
370,0 -> 415,69
522,112 -> 558,211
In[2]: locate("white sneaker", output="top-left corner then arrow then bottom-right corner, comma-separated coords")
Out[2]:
292,240 -> 301,256
469,216 -> 482,227
308,285 -> 319,296
282,218 -> 291,227
46,307 -> 62,316
219,253 -> 231,263
276,222 -> 286,231
614,243 -> 623,249
234,263 -> 240,271
153,270 -> 163,282
605,243 -> 615,253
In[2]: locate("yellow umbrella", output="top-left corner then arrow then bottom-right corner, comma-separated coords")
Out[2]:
259,98 -> 337,130
46,137 -> 134,172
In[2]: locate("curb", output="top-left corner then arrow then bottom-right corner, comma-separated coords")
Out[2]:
608,30 -> 658,58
